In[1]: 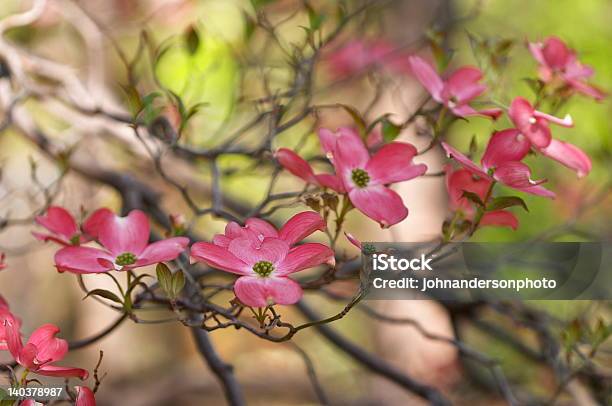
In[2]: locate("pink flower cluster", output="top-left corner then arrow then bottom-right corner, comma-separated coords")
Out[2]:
276,128 -> 427,227
0,294 -> 95,405
34,207 -> 189,274
191,212 -> 334,307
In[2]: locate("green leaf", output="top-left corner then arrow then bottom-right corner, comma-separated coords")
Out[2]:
184,25 -> 200,55
120,84 -> 142,118
468,135 -> 478,157
84,289 -> 123,304
382,119 -> 401,142
336,104 -> 366,134
486,196 -> 529,212
461,191 -> 485,207
171,271 -> 186,299
156,263 -> 173,294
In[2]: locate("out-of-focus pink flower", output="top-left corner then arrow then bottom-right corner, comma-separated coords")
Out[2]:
275,148 -> 345,193
54,209 -> 189,274
322,128 -> 427,227
0,295 -> 22,351
507,98 -> 591,177
407,56 -> 502,119
191,212 -> 334,307
4,322 -> 88,379
19,400 -> 43,406
445,166 -> 518,230
529,36 -> 606,100
0,252 -> 5,271
75,386 -> 96,406
508,97 -> 573,149
442,132 -> 555,199
325,39 -> 410,78
33,206 -> 91,246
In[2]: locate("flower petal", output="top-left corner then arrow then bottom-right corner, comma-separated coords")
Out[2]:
75,386 -> 96,406
35,207 -> 78,240
444,66 -> 486,102
480,210 -> 519,230
245,218 -> 278,239
366,142 -> 427,185
278,211 -> 326,246
26,324 -> 67,364
407,56 -> 444,102
441,142 -> 491,180
481,129 -> 531,171
98,210 -> 150,256
228,238 -> 290,266
233,276 -> 303,307
54,246 -> 114,274
493,162 -> 555,198
446,167 -> 493,213
275,148 -> 318,184
314,174 -> 346,193
344,232 -> 362,250
508,97 -> 551,148
451,104 -> 503,120
348,185 -> 408,228
82,208 -> 114,239
539,139 -> 592,178
275,243 -> 335,276
566,79 -> 607,101
35,364 -> 89,380
136,237 -> 190,267
334,131 -> 370,176
541,36 -> 571,69
190,242 -> 250,275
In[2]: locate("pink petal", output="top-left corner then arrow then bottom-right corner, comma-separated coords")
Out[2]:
348,185 -> 408,228
452,105 -> 503,120
212,234 -> 232,247
245,218 -> 278,239
481,129 -> 531,171
35,207 -> 78,240
275,148 -> 318,184
480,210 -> 519,230
508,97 -> 551,148
190,242 -> 250,275
541,36 -> 571,69
275,243 -> 335,276
539,139 -> 592,178
35,364 -> 89,379
136,237 -> 190,267
528,42 -> 547,66
98,210 -> 150,256
26,324 -> 67,364
366,142 -> 427,185
318,128 -> 338,159
2,312 -> 23,359
446,167 -> 492,213
441,142 -> 491,180
19,400 -> 43,406
54,246 -> 114,274
407,56 -> 444,102
334,131 -> 370,176
228,238 -> 289,266
82,208 -> 114,239
278,211 -> 326,246
493,162 -> 555,198
444,66 -> 486,102
75,386 -> 96,406
233,276 -> 303,307
532,110 -> 573,128
32,231 -> 71,246
567,79 -> 607,101
314,173 -> 346,193
344,232 -> 362,250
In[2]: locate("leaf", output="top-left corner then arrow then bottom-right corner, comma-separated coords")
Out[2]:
468,135 -> 478,157
84,289 -> 123,304
461,191 -> 485,207
184,25 -> 200,55
336,104 -> 367,135
120,84 -> 143,118
486,196 -> 528,212
381,119 -> 401,142
171,271 -> 186,299
156,262 -> 173,295
590,318 -> 611,353
305,2 -> 325,30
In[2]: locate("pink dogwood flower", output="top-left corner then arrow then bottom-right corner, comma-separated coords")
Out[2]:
529,36 -> 606,101
3,322 -> 88,379
75,386 -> 96,406
407,56 -> 502,119
508,97 -> 573,149
54,209 -> 189,274
446,166 -> 518,230
442,129 -> 555,199
33,206 -> 92,246
508,97 -> 591,177
20,401 -> 43,406
0,295 -> 21,351
191,212 -> 334,307
278,128 -> 427,227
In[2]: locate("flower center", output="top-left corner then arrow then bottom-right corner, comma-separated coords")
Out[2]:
253,260 -> 274,277
351,168 -> 370,188
528,116 -> 537,124
115,252 -> 137,266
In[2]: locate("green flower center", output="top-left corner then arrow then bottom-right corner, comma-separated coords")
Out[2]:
253,260 -> 274,277
351,168 -> 370,188
362,243 -> 376,255
115,252 -> 137,266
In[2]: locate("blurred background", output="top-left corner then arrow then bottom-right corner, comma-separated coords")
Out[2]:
0,0 -> 610,405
